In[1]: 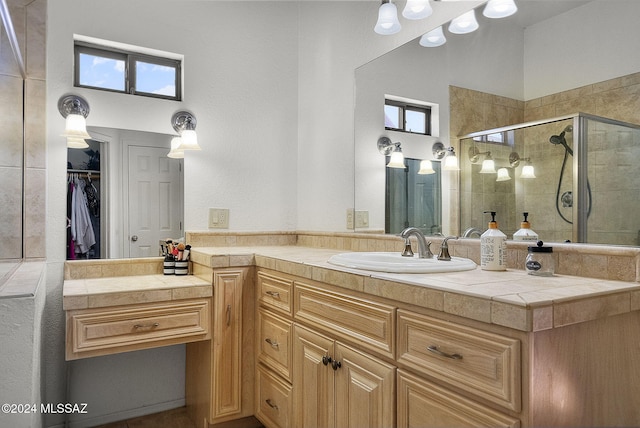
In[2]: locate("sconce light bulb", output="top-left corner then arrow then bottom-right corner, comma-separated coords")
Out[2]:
62,114 -> 91,139
448,10 -> 479,34
374,1 -> 401,35
419,26 -> 446,47
520,165 -> 536,179
403,0 -> 433,20
442,154 -> 460,171
418,159 -> 436,174
479,158 -> 496,174
177,129 -> 201,151
387,147 -> 406,168
496,167 -> 511,181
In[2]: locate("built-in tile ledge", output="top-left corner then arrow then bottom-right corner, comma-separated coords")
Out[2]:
0,260 -> 46,299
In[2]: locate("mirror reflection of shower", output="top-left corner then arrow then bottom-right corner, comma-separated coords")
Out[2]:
549,125 -> 591,224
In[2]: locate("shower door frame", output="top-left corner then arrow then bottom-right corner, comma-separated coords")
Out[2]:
459,112 -> 640,244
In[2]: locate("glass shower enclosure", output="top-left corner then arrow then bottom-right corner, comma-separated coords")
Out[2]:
459,113 -> 640,246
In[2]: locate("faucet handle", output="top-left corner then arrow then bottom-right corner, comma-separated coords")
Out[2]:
438,236 -> 458,261
401,238 -> 414,257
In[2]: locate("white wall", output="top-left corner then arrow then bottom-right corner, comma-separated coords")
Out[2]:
524,0 -> 640,100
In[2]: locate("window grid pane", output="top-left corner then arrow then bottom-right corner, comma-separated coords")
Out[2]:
135,60 -> 177,97
78,52 -> 126,91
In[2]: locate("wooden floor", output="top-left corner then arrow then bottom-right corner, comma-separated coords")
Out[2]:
94,407 -> 196,428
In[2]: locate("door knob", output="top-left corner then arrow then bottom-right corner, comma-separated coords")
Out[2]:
131,235 -> 138,242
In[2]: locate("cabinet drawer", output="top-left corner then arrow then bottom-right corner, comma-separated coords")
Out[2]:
258,308 -> 293,382
66,299 -> 211,360
294,282 -> 395,358
397,310 -> 520,411
398,369 -> 520,428
258,271 -> 293,315
256,364 -> 293,428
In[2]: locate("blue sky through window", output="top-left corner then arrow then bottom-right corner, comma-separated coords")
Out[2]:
136,61 -> 176,97
79,53 -> 125,91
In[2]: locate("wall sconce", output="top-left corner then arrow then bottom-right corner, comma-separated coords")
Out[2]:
510,152 -> 536,178
483,0 -> 518,19
433,142 -> 459,171
403,0 -> 433,20
418,159 -> 435,175
378,136 -> 405,168
419,26 -> 446,47
374,0 -> 401,35
468,146 -> 496,174
171,110 -> 201,151
448,9 -> 479,34
167,136 -> 185,159
58,94 -> 91,149
496,167 -> 511,181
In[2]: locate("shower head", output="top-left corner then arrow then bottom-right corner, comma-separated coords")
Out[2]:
549,129 -> 574,156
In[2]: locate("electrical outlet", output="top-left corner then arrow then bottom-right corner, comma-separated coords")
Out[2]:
208,208 -> 229,229
355,210 -> 369,228
346,209 -> 355,229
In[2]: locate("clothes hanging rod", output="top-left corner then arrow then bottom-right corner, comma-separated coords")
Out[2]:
67,169 -> 100,174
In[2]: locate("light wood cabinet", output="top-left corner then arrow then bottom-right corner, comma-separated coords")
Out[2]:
397,369 -> 520,428
66,298 -> 211,360
186,267 -> 255,428
293,324 -> 396,428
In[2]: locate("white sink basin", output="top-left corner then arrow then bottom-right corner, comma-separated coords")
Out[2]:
327,252 -> 477,274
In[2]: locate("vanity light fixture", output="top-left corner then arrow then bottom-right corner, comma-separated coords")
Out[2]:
374,0 -> 401,35
419,26 -> 447,47
433,142 -> 459,171
417,159 -> 436,174
378,136 -> 405,168
58,94 -> 91,149
483,0 -> 518,19
167,136 -> 185,159
496,167 -> 511,181
171,110 -> 201,151
510,151 -> 536,178
403,0 -> 433,20
448,9 -> 479,34
468,146 -> 496,173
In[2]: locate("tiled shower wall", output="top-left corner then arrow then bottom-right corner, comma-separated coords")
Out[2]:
0,0 -> 46,259
452,72 -> 640,244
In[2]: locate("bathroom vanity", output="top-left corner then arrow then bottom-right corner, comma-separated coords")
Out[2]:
63,235 -> 640,427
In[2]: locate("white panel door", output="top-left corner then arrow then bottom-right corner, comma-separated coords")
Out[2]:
128,146 -> 182,257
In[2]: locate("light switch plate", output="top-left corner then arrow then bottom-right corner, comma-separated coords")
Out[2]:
208,208 -> 229,229
355,210 -> 369,228
346,208 -> 355,229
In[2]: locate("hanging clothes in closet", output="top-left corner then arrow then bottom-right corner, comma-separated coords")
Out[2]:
67,172 -> 100,259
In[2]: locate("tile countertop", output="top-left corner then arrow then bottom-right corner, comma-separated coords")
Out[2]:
63,274 -> 212,311
191,246 -> 640,332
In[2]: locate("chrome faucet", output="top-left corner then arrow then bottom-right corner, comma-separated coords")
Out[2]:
438,236 -> 458,261
400,227 -> 433,259
462,227 -> 483,238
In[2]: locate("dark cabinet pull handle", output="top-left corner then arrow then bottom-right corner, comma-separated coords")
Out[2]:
322,355 -> 332,366
332,360 -> 342,371
427,345 -> 463,360
265,399 -> 279,410
133,322 -> 159,329
265,290 -> 280,298
226,304 -> 231,326
265,338 -> 279,349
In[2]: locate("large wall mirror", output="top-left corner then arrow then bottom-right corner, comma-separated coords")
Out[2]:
355,0 -> 640,246
67,127 -> 183,259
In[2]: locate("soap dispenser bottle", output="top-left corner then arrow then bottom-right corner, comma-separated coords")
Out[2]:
481,211 -> 507,271
513,212 -> 539,241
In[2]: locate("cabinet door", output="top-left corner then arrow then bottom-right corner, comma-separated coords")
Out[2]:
293,324 -> 335,428
212,269 -> 245,420
334,342 -> 396,428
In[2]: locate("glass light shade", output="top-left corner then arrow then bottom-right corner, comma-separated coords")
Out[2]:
177,129 -> 201,151
402,0 -> 433,20
448,10 -> 479,34
66,136 -> 89,149
442,154 -> 460,171
483,0 -> 517,18
417,160 -> 435,174
479,158 -> 496,173
374,2 -> 401,35
387,149 -> 406,168
520,165 -> 536,179
167,137 -> 185,159
419,26 -> 446,47
496,167 -> 511,181
62,113 -> 91,139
